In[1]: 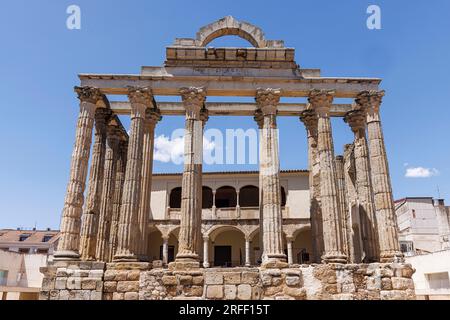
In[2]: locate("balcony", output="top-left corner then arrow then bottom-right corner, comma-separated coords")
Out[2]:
167,206 -> 289,221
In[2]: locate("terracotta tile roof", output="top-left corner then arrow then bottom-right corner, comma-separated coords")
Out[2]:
0,229 -> 60,245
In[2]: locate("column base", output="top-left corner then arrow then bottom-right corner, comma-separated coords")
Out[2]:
113,253 -> 139,263
170,254 -> 201,271
261,254 -> 288,269
321,253 -> 348,264
53,250 -> 80,261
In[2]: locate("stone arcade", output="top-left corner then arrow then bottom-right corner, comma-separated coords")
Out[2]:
40,16 -> 415,300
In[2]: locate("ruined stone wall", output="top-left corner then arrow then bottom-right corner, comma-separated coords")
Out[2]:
40,262 -> 416,300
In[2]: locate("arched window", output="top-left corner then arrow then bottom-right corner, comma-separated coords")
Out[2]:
281,187 -> 287,207
239,185 -> 259,207
215,186 -> 237,208
169,187 -> 182,209
203,186 -> 213,209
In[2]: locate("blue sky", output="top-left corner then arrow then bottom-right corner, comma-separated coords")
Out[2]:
1,0 -> 449,229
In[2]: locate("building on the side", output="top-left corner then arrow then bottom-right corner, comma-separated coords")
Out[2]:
395,197 -> 450,255
0,229 -> 59,300
395,197 -> 450,300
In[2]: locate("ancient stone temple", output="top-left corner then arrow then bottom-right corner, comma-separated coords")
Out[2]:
40,16 -> 415,300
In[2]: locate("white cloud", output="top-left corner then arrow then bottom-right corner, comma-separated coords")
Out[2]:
153,134 -> 215,164
405,167 -> 439,178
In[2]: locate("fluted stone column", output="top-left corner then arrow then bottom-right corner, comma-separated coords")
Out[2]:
54,87 -> 103,261
203,237 -> 210,268
245,239 -> 251,267
79,107 -> 111,261
335,156 -> 350,257
344,109 -> 379,262
254,110 -> 265,260
300,109 -> 323,263
113,87 -> 151,262
286,238 -> 294,265
309,89 -> 347,264
343,144 -> 359,263
255,88 -> 287,268
173,87 -> 206,269
162,236 -> 169,266
356,91 -> 403,263
108,140 -> 128,262
137,108 -> 162,262
95,125 -> 120,262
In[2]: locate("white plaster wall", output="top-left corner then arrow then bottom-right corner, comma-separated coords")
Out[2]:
406,250 -> 450,298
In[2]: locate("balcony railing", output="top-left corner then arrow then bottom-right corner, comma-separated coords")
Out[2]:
167,206 -> 289,220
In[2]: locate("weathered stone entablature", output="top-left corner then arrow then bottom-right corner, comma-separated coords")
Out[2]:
45,17 -> 413,300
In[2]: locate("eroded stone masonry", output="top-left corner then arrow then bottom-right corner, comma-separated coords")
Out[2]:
41,16 -> 415,300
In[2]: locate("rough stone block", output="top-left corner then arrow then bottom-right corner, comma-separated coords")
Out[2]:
90,291 -> 103,300
186,286 -> 203,297
264,286 -> 282,296
104,270 -> 116,281
261,275 -> 272,286
223,272 -> 241,285
367,276 -> 382,291
115,271 -> 128,281
179,275 -> 193,285
72,270 -> 90,277
117,281 -> 140,292
55,278 -> 67,290
104,281 -> 117,293
380,290 -> 407,300
224,285 -> 237,300
237,284 -> 252,300
272,277 -> 283,286
89,270 -> 104,279
242,271 -> 259,285
162,276 -> 177,286
66,277 -> 82,290
49,290 -> 60,300
392,277 -> 414,290
69,290 -> 91,300
285,276 -> 301,287
192,276 -> 204,286
206,285 -> 224,299
127,270 -> 141,281
283,287 -> 307,300
113,292 -> 124,300
81,278 -> 97,290
205,272 -> 224,285
124,292 -> 139,300
381,278 -> 392,290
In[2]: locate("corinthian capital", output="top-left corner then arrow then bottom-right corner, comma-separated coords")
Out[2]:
255,88 -> 281,115
308,89 -> 335,116
180,87 -> 206,119
145,107 -> 162,125
180,87 -> 207,107
75,86 -> 104,104
127,87 -> 154,107
300,108 -> 318,133
355,90 -> 385,114
344,109 -> 366,133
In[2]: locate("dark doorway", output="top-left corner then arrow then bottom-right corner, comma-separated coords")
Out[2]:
214,246 -> 232,267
